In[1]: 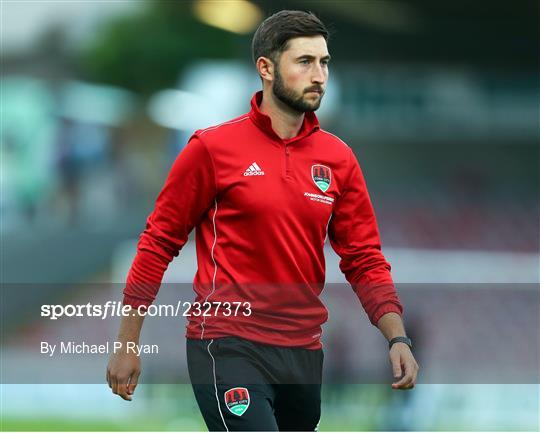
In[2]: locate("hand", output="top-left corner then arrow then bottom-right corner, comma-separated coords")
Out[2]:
389,343 -> 419,390
106,349 -> 141,401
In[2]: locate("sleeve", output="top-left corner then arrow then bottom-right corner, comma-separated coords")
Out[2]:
122,135 -> 217,308
328,147 -> 403,326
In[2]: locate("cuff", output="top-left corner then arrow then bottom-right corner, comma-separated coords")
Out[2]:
371,302 -> 403,327
122,294 -> 152,311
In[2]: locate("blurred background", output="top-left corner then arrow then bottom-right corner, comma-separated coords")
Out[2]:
1,0 -> 538,431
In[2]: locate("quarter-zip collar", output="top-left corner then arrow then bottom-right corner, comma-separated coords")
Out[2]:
248,90 -> 320,145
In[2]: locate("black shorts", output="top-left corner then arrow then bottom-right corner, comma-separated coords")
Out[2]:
187,337 -> 324,431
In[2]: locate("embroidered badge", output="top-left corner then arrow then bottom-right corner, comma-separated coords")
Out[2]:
224,387 -> 250,416
312,164 -> 331,192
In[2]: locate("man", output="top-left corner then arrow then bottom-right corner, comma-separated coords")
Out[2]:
107,10 -> 419,431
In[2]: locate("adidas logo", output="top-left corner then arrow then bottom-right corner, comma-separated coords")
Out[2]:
243,162 -> 265,176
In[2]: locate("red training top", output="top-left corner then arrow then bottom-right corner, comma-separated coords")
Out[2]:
123,91 -> 403,349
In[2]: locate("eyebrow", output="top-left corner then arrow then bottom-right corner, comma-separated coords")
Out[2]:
296,54 -> 331,61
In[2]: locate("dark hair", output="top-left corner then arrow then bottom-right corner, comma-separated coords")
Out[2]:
251,10 -> 329,65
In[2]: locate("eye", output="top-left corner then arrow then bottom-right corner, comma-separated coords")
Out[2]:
321,59 -> 330,66
300,59 -> 310,65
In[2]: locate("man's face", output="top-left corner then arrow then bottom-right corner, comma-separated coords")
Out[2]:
271,36 -> 330,113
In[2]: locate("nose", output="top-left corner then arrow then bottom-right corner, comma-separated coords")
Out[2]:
311,63 -> 326,84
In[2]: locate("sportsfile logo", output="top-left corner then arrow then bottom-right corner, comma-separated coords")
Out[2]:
40,301 -> 252,320
243,162 -> 265,176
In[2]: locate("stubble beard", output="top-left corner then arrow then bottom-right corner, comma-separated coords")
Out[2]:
272,64 -> 324,114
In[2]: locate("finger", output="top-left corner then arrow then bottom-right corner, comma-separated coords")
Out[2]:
410,364 -> 419,386
389,353 -> 402,379
118,376 -> 132,401
120,390 -> 132,401
111,374 -> 118,395
392,363 -> 413,386
127,370 -> 140,395
405,361 -> 419,387
397,375 -> 414,388
393,363 -> 415,388
392,382 -> 413,390
392,375 -> 411,388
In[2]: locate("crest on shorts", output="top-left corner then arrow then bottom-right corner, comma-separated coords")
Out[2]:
312,164 -> 331,192
224,387 -> 250,416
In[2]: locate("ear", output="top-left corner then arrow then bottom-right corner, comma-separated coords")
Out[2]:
256,56 -> 275,83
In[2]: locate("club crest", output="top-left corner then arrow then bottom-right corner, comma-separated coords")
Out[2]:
224,387 -> 250,416
312,164 -> 331,192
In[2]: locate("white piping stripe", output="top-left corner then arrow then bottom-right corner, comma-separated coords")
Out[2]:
324,213 -> 332,244
318,213 -> 334,312
201,199 -> 218,339
198,116 -> 250,136
319,128 -> 350,148
248,165 -> 256,171
252,162 -> 261,171
207,340 -> 229,432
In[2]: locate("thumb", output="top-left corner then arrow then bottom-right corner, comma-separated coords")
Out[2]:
127,371 -> 140,395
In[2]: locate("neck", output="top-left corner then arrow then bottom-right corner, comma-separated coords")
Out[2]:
259,89 -> 305,140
